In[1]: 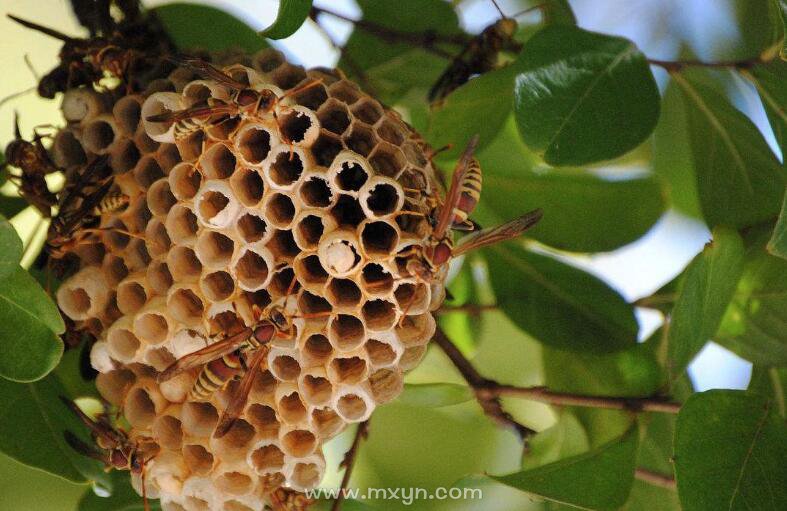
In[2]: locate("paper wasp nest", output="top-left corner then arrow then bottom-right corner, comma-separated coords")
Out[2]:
54,49 -> 445,511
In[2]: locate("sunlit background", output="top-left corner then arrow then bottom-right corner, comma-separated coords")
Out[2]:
0,0 -> 774,509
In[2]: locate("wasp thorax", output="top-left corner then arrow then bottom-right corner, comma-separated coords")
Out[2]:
54,49 -> 447,510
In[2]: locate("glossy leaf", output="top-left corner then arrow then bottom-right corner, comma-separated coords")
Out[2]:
674,390 -> 787,511
79,471 -> 160,511
672,71 -> 785,228
521,412 -> 589,470
492,425 -> 639,510
667,227 -> 745,380
0,196 -> 29,219
475,118 -> 665,252
259,0 -> 312,39
748,366 -> 787,418
154,3 -> 267,53
716,237 -> 787,365
0,267 -> 64,382
0,215 -> 22,280
427,65 -> 516,159
399,383 -> 472,408
439,263 -> 482,354
0,375 -> 108,486
486,244 -> 638,353
541,0 -> 577,26
514,26 -> 659,165
768,193 -> 787,259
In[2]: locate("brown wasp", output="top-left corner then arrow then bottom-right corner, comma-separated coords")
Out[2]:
2,114 -> 59,217
428,0 -> 526,103
399,135 -> 542,285
146,56 -> 322,146
7,14 -> 142,96
46,155 -> 131,260
269,487 -> 313,511
60,397 -> 159,511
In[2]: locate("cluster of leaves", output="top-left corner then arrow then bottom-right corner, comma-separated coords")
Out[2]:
1,1 -> 786,510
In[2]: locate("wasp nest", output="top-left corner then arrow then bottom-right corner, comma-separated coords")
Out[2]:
54,49 -> 446,511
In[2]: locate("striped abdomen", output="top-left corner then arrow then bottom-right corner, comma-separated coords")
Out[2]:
173,118 -> 207,141
452,158 -> 482,229
190,352 -> 243,399
93,190 -> 129,216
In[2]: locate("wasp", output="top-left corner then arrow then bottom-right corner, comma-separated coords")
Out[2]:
269,487 -> 313,511
60,397 -> 159,511
147,56 -> 322,146
2,115 -> 59,217
399,135 -> 543,285
428,0 -> 523,103
46,155 -> 128,260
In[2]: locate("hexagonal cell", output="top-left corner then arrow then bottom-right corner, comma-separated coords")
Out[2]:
369,367 -> 404,403
182,443 -> 215,476
375,117 -> 406,145
195,230 -> 235,268
311,132 -> 343,166
116,280 -> 147,315
293,82 -> 328,110
281,429 -> 316,457
133,156 -> 164,189
267,150 -> 304,189
182,401 -> 220,437
317,99 -> 351,136
229,167 -> 264,207
167,245 -> 202,281
233,248 -> 271,291
330,194 -> 365,227
263,193 -> 296,228
329,355 -> 368,385
237,212 -> 268,243
360,220 -> 399,256
335,391 -> 372,422
279,109 -> 315,145
112,95 -> 142,136
156,141 -> 182,172
394,281 -> 430,315
365,338 -> 398,367
328,80 -> 362,105
364,181 -> 402,216
361,263 -> 394,294
83,117 -> 117,153
235,125 -> 272,165
200,270 -> 235,302
205,115 -> 241,141
267,229 -> 300,262
310,407 -> 343,438
147,260 -> 173,295
133,130 -> 159,154
301,373 -> 332,406
214,471 -> 253,496
147,178 -> 176,217
247,404 -> 280,437
164,204 -> 198,244
293,213 -> 326,250
343,123 -> 376,157
110,138 -> 141,173
351,99 -> 383,125
176,130 -> 205,163
335,161 -> 369,192
271,64 -> 307,90
326,278 -> 362,309
328,314 -> 366,351
298,291 -> 332,316
52,129 -> 86,168
362,299 -> 398,330
249,443 -> 284,474
294,254 -> 329,289
303,334 -> 333,367
369,142 -> 406,177
299,175 -> 333,208
169,162 -> 202,201
167,287 -> 204,326
199,142 -> 236,179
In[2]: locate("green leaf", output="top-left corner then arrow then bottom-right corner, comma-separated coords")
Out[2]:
398,383 -> 472,408
0,196 -> 30,219
259,0 -> 312,39
672,71 -> 786,228
667,227 -> 745,380
475,118 -> 666,252
748,366 -> 787,418
427,65 -> 516,159
543,344 -> 663,399
541,0 -> 577,26
486,244 -> 638,353
54,345 -> 100,400
154,3 -> 267,53
439,262 -> 482,353
513,26 -> 659,166
716,236 -> 787,365
79,471 -> 159,511
0,215 -> 22,280
492,425 -> 639,510
768,193 -> 787,259
0,267 -> 64,382
674,390 -> 787,511
0,375 -> 108,486
521,412 -> 589,470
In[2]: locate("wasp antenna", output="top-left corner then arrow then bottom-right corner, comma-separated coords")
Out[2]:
7,14 -> 76,43
489,0 -> 506,18
13,111 -> 21,139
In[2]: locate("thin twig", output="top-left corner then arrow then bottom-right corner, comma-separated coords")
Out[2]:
331,420 -> 369,511
434,327 -> 536,441
487,385 -> 681,414
647,57 -> 761,72
635,468 -> 677,490
435,304 -> 499,315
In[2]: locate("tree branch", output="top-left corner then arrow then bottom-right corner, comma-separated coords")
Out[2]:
434,327 -> 537,442
331,420 -> 369,511
634,468 -> 677,490
486,385 -> 681,414
647,57 -> 760,72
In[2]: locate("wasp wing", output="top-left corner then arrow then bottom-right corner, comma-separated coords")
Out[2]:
64,430 -> 111,465
452,208 -> 543,257
158,328 -> 253,382
433,135 -> 480,240
213,346 -> 270,438
169,55 -> 247,90
144,103 -> 235,123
